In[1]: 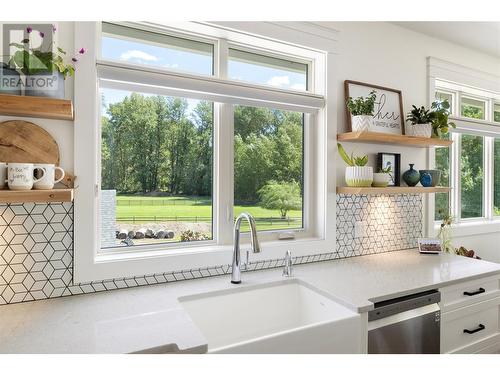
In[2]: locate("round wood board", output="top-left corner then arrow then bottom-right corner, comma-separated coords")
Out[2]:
0,120 -> 60,165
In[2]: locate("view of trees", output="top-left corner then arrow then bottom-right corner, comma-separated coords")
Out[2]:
101,93 -> 303,210
461,134 -> 484,218
101,94 -> 212,196
258,181 -> 302,218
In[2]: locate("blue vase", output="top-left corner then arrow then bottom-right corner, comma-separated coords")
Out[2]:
403,164 -> 420,187
420,172 -> 433,187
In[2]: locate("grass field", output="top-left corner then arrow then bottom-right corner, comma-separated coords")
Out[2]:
115,195 -> 302,232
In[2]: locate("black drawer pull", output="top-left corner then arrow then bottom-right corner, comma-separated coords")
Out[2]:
463,324 -> 485,334
463,287 -> 485,296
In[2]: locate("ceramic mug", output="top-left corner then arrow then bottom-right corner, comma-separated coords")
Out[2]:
33,163 -> 65,190
0,162 -> 6,189
6,163 -> 46,190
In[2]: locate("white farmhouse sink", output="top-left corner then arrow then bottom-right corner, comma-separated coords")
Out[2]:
179,279 -> 362,353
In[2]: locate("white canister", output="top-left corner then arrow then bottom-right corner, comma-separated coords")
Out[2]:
33,163 -> 65,190
0,162 -> 6,189
6,163 -> 46,190
351,115 -> 374,132
406,123 -> 432,138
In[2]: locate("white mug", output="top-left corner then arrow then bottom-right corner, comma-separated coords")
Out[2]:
6,163 -> 46,190
33,163 -> 65,190
0,162 -> 6,189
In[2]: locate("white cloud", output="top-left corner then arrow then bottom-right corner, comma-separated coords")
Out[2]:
120,50 -> 158,62
267,75 -> 290,87
291,83 -> 306,91
165,63 -> 179,69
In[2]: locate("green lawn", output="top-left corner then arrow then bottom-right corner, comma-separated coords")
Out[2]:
115,195 -> 302,232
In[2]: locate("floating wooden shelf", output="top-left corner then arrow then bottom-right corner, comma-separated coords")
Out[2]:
337,131 -> 452,148
0,188 -> 74,203
337,186 -> 451,195
0,94 -> 74,121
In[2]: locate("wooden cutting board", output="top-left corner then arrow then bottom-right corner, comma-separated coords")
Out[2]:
0,120 -> 74,187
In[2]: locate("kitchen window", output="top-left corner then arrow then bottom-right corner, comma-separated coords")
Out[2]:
228,48 -> 308,91
74,22 -> 329,282
461,96 -> 486,120
460,134 -> 484,219
101,22 -> 214,76
233,106 -> 304,232
494,103 -> 500,123
434,137 -> 450,221
99,88 -> 214,249
431,72 -> 500,226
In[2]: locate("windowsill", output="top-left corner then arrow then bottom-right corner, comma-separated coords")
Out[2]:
96,236 -> 326,263
74,235 -> 333,284
433,219 -> 500,237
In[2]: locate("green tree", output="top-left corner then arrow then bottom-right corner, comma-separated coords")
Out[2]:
259,181 -> 302,218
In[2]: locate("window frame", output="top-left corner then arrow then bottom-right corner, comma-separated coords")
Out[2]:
427,58 -> 500,238
74,22 -> 334,283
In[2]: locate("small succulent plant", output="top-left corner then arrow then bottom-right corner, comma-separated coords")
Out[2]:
337,143 -> 368,167
378,165 -> 392,174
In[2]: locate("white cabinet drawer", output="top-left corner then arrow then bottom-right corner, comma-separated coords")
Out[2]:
441,303 -> 500,353
440,276 -> 500,312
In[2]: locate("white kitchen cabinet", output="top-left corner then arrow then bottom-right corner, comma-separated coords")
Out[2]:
440,275 -> 500,354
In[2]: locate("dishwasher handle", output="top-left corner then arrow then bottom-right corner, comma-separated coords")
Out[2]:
368,303 -> 440,331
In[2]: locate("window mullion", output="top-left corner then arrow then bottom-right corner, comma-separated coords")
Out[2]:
215,103 -> 234,245
451,132 -> 461,222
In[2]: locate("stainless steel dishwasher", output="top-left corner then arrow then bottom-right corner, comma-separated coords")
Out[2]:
368,290 -> 441,354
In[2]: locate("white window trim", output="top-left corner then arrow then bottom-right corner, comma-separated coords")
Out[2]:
426,57 -> 500,237
74,21 -> 338,283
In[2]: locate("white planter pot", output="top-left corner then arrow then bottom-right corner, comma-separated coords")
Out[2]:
345,166 -> 373,187
406,123 -> 432,138
351,115 -> 373,132
372,173 -> 390,187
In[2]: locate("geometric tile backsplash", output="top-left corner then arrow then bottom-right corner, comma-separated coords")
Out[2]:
336,194 -> 422,257
0,194 -> 422,306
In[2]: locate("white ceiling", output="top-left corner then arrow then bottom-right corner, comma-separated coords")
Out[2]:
393,22 -> 500,58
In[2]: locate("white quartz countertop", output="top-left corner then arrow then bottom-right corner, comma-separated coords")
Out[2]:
1,249 -> 500,353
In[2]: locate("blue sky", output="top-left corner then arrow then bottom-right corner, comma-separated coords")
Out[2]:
101,35 -> 307,113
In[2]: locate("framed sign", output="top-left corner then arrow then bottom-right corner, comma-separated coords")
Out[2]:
377,152 -> 401,186
345,80 -> 405,135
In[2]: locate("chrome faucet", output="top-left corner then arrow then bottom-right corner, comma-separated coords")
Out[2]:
231,212 -> 261,284
283,250 -> 293,277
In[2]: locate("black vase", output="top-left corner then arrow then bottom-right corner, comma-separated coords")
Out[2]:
403,164 -> 420,187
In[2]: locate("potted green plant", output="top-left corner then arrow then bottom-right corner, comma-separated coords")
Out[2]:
8,26 -> 85,98
430,99 -> 456,138
372,165 -> 392,187
337,143 -> 372,187
405,105 -> 433,138
346,90 -> 377,132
